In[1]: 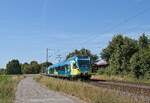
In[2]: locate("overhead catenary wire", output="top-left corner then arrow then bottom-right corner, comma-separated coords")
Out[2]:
79,7 -> 150,47
43,1 -> 150,61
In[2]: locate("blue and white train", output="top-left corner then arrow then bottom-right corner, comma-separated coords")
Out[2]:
47,56 -> 91,79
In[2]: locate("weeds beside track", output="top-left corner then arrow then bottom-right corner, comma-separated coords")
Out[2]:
88,80 -> 150,97
35,75 -> 148,103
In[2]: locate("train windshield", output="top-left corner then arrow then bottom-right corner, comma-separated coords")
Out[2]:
78,60 -> 90,68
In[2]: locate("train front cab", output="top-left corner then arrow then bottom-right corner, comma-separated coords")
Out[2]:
70,61 -> 80,77
70,56 -> 91,79
77,56 -> 91,79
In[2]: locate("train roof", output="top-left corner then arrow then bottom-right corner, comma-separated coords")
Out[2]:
48,60 -> 70,69
48,56 -> 90,69
68,56 -> 90,60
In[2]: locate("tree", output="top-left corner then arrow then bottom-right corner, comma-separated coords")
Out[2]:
40,62 -> 52,73
21,63 -> 31,74
138,33 -> 149,49
0,68 -> 5,75
101,34 -> 138,75
30,61 -> 41,74
66,48 -> 98,63
21,61 -> 43,74
6,59 -> 22,74
130,48 -> 150,79
101,35 -> 124,61
129,34 -> 150,79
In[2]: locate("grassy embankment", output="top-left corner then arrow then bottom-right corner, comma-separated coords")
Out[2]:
0,75 -> 23,103
35,75 -> 145,103
91,74 -> 150,85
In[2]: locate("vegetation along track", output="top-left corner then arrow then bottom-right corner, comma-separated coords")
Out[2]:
43,74 -> 150,97
88,79 -> 150,97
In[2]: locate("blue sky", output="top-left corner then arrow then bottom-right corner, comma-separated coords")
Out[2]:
0,0 -> 150,68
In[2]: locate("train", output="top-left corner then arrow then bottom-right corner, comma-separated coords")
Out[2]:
46,56 -> 91,79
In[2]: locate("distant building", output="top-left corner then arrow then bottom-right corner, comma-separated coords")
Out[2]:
92,59 -> 108,72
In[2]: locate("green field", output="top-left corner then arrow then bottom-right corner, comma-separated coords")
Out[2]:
0,75 -> 23,103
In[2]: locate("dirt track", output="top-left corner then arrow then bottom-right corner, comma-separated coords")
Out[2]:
15,77 -> 82,103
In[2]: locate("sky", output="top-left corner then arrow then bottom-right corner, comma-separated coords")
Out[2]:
0,0 -> 150,68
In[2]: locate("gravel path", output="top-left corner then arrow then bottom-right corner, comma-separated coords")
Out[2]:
15,77 -> 82,103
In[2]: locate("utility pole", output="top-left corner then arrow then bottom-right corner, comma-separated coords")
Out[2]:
46,48 -> 52,73
46,48 -> 52,63
45,48 -> 48,74
46,48 -> 48,63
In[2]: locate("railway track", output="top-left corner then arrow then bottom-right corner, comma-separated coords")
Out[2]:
88,79 -> 150,97
42,74 -> 150,97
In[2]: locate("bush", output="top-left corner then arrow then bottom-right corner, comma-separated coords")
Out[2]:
0,69 -> 5,75
97,68 -> 106,75
130,48 -> 150,79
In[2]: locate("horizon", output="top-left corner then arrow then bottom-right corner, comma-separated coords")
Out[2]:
0,0 -> 150,68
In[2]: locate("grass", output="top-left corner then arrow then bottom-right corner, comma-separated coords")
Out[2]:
35,75 -> 145,103
91,74 -> 150,85
0,75 -> 23,103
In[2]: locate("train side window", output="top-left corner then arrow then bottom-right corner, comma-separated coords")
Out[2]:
62,66 -> 64,70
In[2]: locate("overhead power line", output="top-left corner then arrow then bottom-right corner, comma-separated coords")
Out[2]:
56,54 -> 62,62
79,7 -> 150,47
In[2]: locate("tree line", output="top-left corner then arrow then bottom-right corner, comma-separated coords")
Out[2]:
64,33 -> 150,79
101,34 -> 150,79
1,60 -> 52,74
0,48 -> 98,75
0,33 -> 149,80
66,48 -> 98,64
